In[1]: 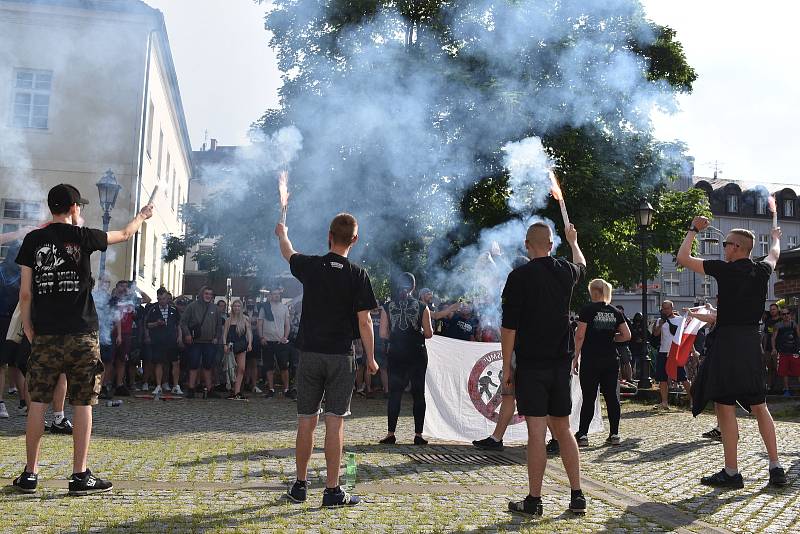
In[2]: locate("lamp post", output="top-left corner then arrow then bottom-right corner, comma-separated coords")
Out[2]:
635,200 -> 655,389
96,169 -> 122,277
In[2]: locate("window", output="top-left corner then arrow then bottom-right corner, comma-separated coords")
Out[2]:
156,129 -> 164,177
165,152 -> 171,193
0,223 -> 20,259
151,237 -> 159,287
12,69 -> 52,129
138,223 -> 147,278
756,196 -> 767,215
789,236 -> 798,250
726,194 -> 739,213
2,199 -> 41,220
759,234 -> 769,256
701,275 -> 712,297
784,199 -> 794,218
699,230 -> 719,256
146,100 -> 154,156
171,170 -> 177,211
664,272 -> 680,296
197,246 -> 213,271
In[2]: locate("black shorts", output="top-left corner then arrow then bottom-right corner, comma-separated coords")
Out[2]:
514,363 -> 572,417
2,339 -> 30,374
264,341 -> 291,370
715,395 -> 766,409
151,343 -> 179,365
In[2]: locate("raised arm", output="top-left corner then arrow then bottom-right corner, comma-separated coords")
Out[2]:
274,223 -> 298,263
107,205 -> 153,245
677,216 -> 708,275
765,226 -> 782,270
565,224 -> 586,267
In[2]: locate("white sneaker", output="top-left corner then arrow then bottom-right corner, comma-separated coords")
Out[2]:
8,387 -> 17,395
253,386 -> 263,394
152,385 -> 162,396
171,385 -> 184,395
161,383 -> 170,391
141,383 -> 149,392
0,402 -> 9,419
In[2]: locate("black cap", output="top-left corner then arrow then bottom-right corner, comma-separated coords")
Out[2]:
48,184 -> 88,213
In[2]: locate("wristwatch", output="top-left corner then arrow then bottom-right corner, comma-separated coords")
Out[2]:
687,225 -> 700,233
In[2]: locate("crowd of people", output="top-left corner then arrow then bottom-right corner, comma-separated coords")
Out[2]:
0,183 -> 793,512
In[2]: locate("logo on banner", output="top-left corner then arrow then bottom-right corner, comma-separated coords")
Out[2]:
466,350 -> 524,425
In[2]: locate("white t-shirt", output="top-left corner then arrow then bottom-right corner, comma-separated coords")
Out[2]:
260,302 -> 290,342
659,315 -> 682,353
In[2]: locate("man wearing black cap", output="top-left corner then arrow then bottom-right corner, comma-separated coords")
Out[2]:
12,184 -> 153,496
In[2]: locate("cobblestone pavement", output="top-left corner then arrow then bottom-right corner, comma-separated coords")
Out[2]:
1,393 -> 798,533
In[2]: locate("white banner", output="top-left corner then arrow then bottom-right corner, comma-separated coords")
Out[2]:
423,336 -> 604,443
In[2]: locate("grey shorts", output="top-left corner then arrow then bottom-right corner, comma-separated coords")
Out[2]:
296,350 -> 356,418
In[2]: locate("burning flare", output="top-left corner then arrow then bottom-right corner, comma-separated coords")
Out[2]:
278,170 -> 289,225
549,170 -> 570,228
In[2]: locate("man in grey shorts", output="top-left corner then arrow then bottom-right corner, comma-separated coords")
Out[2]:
276,213 -> 378,507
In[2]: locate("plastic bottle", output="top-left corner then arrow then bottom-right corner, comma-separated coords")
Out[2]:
106,400 -> 123,407
345,452 -> 357,491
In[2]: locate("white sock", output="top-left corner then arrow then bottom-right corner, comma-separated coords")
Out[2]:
724,466 -> 738,476
490,435 -> 501,442
769,460 -> 783,470
53,411 -> 65,425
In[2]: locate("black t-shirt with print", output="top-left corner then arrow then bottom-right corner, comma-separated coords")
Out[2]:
16,223 -> 108,335
703,259 -> 772,327
383,297 -> 426,358
578,302 -> 626,364
775,322 -> 798,353
290,252 -> 378,354
442,313 -> 478,341
502,256 -> 585,369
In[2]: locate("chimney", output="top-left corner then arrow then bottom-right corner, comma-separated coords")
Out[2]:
210,138 -> 217,151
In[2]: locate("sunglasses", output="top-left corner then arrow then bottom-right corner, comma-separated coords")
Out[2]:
722,241 -> 740,248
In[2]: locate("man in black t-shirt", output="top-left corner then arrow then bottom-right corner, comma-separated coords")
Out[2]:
12,184 -> 153,496
442,303 -> 479,341
678,216 -> 787,488
276,213 -> 378,508
762,303 -> 781,392
501,222 -> 587,516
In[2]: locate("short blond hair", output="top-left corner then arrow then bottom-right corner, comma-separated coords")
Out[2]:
588,278 -> 613,304
729,229 -> 755,253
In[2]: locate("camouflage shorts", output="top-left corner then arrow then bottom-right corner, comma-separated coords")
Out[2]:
27,333 -> 104,406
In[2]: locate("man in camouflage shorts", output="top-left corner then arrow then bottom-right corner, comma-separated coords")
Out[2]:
26,334 -> 103,407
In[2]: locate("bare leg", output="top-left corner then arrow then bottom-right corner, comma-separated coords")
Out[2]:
188,369 -> 198,390
659,381 -> 669,406
295,415 -> 318,481
622,361 -> 633,382
380,367 -> 389,393
682,380 -> 693,406
750,403 -> 779,463
550,415 -> 581,490
25,402 -> 48,472
492,395 -> 517,440
202,369 -> 213,391
234,353 -> 245,394
171,361 -> 181,389
115,358 -> 125,387
154,364 -> 163,390
281,369 -> 290,393
71,405 -> 92,474
53,374 -> 67,413
524,416 -> 548,496
716,403 -> 739,469
267,369 -> 275,391
324,415 -> 345,488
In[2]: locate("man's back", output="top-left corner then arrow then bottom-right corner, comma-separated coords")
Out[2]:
502,256 -> 584,368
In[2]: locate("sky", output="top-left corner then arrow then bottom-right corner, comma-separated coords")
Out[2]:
147,0 -> 800,185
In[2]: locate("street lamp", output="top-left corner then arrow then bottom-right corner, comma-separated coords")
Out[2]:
96,169 -> 122,276
635,200 -> 655,389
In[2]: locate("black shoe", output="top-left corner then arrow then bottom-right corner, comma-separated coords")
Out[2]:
186,388 -> 195,399
575,433 -> 589,447
50,418 -> 74,435
546,439 -> 560,456
12,470 -> 38,494
379,435 -> 396,445
68,469 -> 113,496
508,495 -> 543,516
569,490 -> 587,514
472,436 -> 504,451
114,385 -> 130,397
226,393 -> 238,400
99,385 -> 113,400
414,435 -> 428,446
321,486 -> 360,507
285,389 -> 297,400
214,384 -> 228,393
700,469 -> 744,489
287,480 -> 307,503
702,428 -> 722,441
769,467 -> 788,487
264,389 -> 275,399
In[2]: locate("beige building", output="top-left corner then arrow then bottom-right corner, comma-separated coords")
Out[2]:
0,0 -> 191,299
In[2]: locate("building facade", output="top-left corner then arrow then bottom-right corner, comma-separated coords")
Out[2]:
613,176 -> 800,317
0,0 -> 191,299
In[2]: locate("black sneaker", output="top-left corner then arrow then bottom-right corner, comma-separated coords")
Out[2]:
264,389 -> 275,399
575,433 -> 589,447
508,495 -> 543,516
414,435 -> 428,446
546,439 -> 560,456
50,418 -> 74,435
472,436 -> 504,451
321,486 -> 360,507
379,435 -> 396,445
99,385 -> 113,400
68,469 -> 113,496
569,490 -> 587,514
769,467 -> 788,487
114,385 -> 130,397
285,389 -> 297,400
12,470 -> 38,494
700,469 -> 744,489
702,428 -> 722,441
287,480 -> 308,503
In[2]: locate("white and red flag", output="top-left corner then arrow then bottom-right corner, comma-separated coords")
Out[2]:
666,316 -> 704,380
